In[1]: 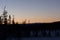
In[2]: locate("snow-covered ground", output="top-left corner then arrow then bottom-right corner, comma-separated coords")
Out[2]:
21,37 -> 60,40
6,37 -> 60,40
6,30 -> 60,40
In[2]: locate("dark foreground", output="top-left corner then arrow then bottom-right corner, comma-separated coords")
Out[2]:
0,21 -> 60,40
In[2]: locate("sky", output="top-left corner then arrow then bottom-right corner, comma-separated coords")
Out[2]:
0,0 -> 60,23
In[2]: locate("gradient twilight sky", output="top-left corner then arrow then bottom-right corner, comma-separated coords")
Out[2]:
0,0 -> 60,23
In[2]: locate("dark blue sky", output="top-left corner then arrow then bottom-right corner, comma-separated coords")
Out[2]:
0,0 -> 60,23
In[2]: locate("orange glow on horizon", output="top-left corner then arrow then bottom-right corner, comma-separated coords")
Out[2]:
14,17 -> 60,24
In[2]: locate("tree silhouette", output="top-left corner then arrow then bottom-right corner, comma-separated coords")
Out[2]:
0,16 -> 2,24
12,15 -> 15,24
8,15 -> 11,24
3,6 -> 8,24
